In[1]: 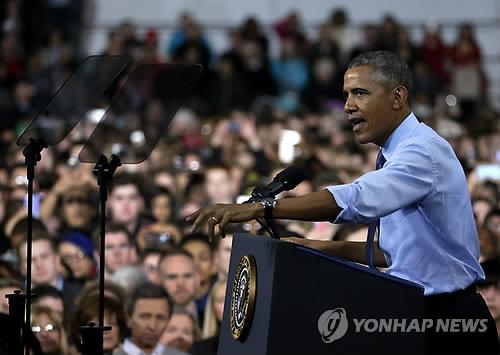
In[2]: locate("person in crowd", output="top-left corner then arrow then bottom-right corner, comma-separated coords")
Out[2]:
70,292 -> 127,355
95,223 -> 136,279
110,265 -> 148,295
180,233 -> 216,324
58,230 -> 96,280
17,230 -> 86,317
449,22 -> 485,124
31,305 -> 69,355
32,284 -> 65,320
473,197 -> 495,226
17,232 -> 61,289
419,22 -> 449,89
113,282 -> 187,355
108,173 -> 148,238
271,37 -> 309,95
478,224 -> 499,262
140,248 -> 163,286
40,180 -> 96,236
158,249 -> 199,314
7,217 -> 51,263
190,278 -> 227,355
160,306 -> 200,353
485,208 -> 500,241
213,232 -> 233,281
138,186 -> 181,250
204,164 -> 236,205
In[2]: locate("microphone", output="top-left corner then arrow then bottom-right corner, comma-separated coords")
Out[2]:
248,166 -> 305,201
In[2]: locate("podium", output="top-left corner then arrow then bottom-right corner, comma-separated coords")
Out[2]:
219,234 -> 425,355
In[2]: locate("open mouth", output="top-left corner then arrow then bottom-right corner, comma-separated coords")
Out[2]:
349,117 -> 366,132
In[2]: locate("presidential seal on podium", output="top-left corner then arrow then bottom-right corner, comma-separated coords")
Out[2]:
230,254 -> 257,340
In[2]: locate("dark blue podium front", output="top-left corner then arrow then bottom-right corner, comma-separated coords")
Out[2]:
219,234 -> 425,355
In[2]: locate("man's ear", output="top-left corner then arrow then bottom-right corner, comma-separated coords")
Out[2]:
392,86 -> 408,110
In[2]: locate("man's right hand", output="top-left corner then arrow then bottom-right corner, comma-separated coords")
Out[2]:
186,202 -> 264,240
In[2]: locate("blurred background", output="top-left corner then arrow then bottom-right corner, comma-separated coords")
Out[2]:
1,1 -> 500,354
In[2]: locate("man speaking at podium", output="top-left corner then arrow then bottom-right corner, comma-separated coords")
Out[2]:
187,50 -> 497,354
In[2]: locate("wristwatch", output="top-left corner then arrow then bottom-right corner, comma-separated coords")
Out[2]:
260,197 -> 276,219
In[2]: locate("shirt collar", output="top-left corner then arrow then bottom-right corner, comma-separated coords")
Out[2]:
381,112 -> 420,160
123,338 -> 166,355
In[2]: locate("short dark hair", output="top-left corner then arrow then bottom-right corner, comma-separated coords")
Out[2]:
158,248 -> 194,269
110,173 -> 144,196
127,282 -> 172,318
14,219 -> 54,255
348,50 -> 413,100
180,232 -> 214,252
32,284 -> 63,301
93,222 -> 132,248
12,217 -> 51,241
147,186 -> 175,208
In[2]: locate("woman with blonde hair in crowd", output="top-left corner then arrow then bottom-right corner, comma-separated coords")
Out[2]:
31,305 -> 69,355
190,278 -> 227,355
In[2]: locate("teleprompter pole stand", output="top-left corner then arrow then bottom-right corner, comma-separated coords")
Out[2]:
79,154 -> 121,355
12,138 -> 47,355
3,137 -> 48,355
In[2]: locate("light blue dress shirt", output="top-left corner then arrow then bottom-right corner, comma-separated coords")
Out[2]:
327,112 -> 484,295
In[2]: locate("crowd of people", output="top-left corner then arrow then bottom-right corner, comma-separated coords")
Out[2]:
0,1 -> 500,354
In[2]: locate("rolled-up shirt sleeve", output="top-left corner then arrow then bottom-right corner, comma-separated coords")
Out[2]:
326,140 -> 436,224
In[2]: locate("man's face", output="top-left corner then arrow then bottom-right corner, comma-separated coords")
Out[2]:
108,184 -> 143,224
183,240 -> 214,284
343,65 -> 399,146
479,284 -> 500,321
160,255 -> 198,306
129,298 -> 169,351
20,240 -> 59,286
205,169 -> 233,203
104,232 -> 132,274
